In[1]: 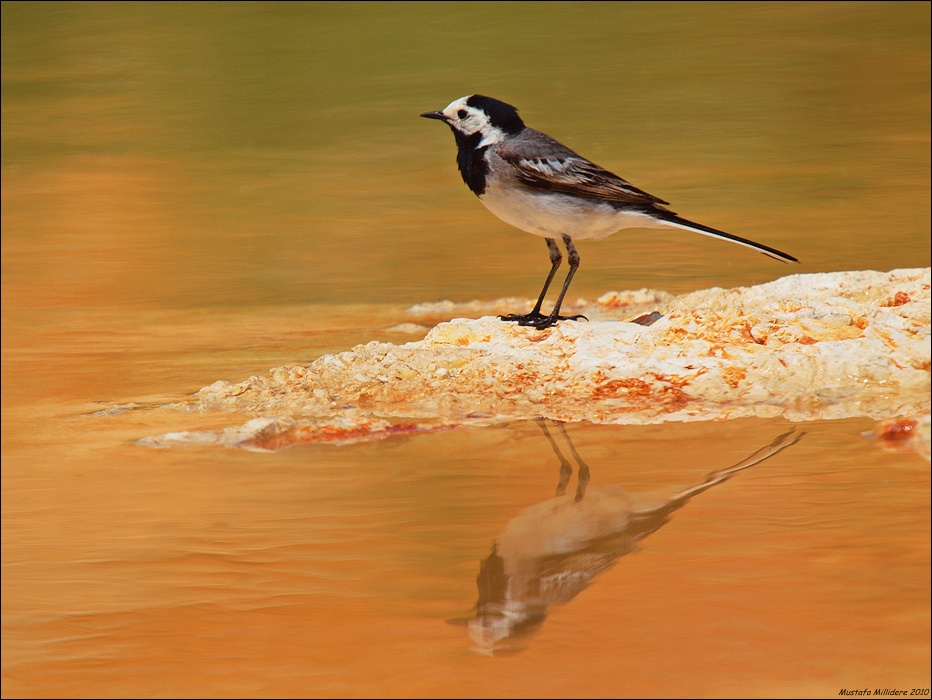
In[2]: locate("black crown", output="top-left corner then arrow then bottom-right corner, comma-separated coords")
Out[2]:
466,95 -> 525,134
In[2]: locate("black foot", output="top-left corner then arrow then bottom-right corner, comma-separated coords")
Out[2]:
499,312 -> 589,330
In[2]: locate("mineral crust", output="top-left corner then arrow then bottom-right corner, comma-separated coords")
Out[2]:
139,268 -> 930,452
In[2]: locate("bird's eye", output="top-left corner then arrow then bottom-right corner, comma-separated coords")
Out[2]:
457,109 -> 468,119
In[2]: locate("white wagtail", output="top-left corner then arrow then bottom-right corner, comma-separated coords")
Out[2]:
421,94 -> 798,329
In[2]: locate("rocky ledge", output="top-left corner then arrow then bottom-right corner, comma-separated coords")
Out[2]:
139,268 -> 930,453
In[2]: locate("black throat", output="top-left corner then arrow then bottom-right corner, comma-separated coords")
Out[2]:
452,129 -> 489,196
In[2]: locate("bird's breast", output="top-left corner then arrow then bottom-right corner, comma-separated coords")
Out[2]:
478,182 -> 660,240
456,143 -> 490,196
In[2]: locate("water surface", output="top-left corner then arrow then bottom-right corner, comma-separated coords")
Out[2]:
2,3 -> 929,697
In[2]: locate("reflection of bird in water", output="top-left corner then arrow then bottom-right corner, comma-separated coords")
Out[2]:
459,424 -> 804,655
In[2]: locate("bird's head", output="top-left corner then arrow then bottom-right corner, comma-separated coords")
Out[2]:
421,94 -> 525,147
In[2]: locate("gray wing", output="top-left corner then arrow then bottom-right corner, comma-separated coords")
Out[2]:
496,129 -> 671,208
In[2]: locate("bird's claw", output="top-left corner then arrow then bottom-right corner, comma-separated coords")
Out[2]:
499,312 -> 589,330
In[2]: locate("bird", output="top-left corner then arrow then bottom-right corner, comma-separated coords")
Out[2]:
457,426 -> 804,654
421,94 -> 798,330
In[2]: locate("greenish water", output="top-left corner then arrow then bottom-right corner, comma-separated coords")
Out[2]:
2,3 -> 929,697
3,2 -> 929,310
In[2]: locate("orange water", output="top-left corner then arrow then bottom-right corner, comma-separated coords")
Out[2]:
3,3 -> 929,697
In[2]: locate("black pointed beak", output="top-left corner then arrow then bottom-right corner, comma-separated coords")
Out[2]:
420,110 -> 447,121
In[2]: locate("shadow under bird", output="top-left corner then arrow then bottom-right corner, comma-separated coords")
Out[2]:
421,94 -> 799,329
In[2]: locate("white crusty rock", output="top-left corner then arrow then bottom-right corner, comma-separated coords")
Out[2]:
148,268 -> 930,450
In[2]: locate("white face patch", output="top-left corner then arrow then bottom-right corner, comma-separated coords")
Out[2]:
441,96 -> 507,147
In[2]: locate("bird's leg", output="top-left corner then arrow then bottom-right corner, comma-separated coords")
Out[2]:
554,421 -> 590,503
555,421 -> 590,502
535,418 -> 574,496
499,238 -> 562,325
526,235 -> 588,330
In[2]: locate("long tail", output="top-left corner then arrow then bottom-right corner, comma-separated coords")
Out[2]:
660,213 -> 798,263
634,429 -> 805,516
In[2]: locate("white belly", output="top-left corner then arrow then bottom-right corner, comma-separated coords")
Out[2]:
478,186 -> 665,240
